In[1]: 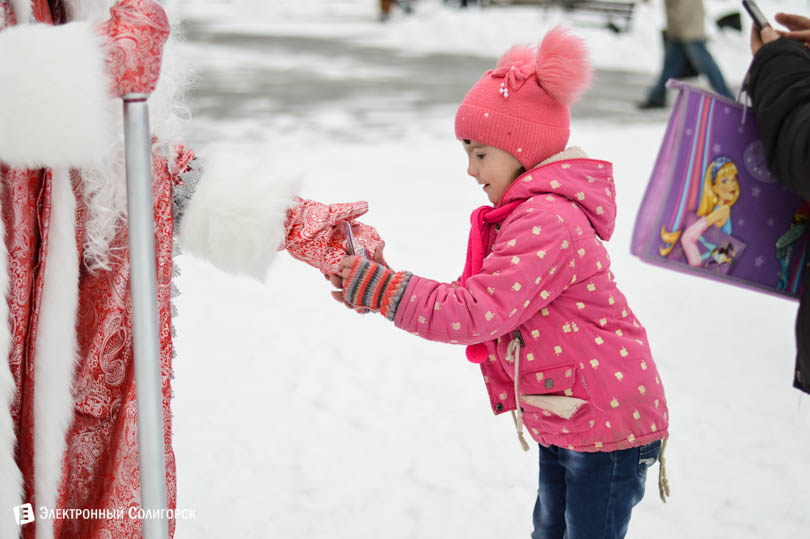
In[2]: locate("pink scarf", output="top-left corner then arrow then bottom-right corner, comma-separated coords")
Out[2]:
462,201 -> 522,363
460,201 -> 523,285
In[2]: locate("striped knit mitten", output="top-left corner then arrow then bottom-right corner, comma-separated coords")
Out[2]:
342,257 -> 412,320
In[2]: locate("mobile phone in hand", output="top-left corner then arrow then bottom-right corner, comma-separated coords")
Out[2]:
341,221 -> 367,258
743,0 -> 770,30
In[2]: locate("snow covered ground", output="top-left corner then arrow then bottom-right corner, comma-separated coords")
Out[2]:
167,1 -> 810,537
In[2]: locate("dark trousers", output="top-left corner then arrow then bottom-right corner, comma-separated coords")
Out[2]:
531,441 -> 662,539
647,40 -> 734,105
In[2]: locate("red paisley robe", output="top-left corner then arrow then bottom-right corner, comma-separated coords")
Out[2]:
3,4 -> 191,537
4,149 -> 193,538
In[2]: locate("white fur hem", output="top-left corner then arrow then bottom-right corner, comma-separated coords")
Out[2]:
539,146 -> 588,166
0,182 -> 22,539
179,149 -> 299,281
0,22 -> 112,169
33,168 -> 79,539
10,0 -> 32,24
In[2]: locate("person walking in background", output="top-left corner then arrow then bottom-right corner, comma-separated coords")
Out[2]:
747,13 -> 810,394
380,0 -> 413,22
639,0 -> 734,109
380,0 -> 394,21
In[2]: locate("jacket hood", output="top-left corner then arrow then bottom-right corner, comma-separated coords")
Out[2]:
499,147 -> 616,241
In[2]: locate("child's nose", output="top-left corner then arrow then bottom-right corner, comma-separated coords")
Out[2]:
467,162 -> 477,178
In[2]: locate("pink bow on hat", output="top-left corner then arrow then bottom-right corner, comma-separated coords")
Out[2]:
101,0 -> 171,97
491,62 -> 534,96
455,28 -> 591,169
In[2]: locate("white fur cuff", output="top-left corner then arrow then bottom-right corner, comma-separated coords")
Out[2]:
179,149 -> 299,281
0,22 -> 111,169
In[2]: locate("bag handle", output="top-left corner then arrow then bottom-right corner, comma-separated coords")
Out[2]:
737,65 -> 757,129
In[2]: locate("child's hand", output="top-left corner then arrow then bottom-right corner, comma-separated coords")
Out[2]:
369,243 -> 389,268
328,255 -> 365,312
337,255 -> 363,280
327,266 -> 351,308
327,249 -> 388,313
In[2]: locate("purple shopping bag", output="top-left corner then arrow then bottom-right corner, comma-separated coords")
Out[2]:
631,80 -> 809,300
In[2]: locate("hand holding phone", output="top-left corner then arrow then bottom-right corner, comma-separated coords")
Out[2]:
772,13 -> 810,46
341,221 -> 367,258
336,222 -> 371,313
743,0 -> 770,30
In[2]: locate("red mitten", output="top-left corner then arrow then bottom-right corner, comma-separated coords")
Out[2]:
283,198 -> 385,274
349,221 -> 385,259
100,0 -> 171,97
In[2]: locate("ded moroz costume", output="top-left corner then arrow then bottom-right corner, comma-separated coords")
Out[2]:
0,1 -> 381,537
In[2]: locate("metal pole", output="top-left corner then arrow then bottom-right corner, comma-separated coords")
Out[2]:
123,93 -> 169,539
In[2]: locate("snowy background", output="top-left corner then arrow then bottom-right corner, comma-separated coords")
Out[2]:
165,1 -> 810,537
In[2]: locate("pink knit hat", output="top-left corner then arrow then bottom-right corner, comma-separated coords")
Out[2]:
455,26 -> 592,169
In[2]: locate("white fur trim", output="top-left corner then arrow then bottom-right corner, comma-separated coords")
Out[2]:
0,14 -> 28,533
539,146 -> 588,166
179,150 -> 299,281
0,22 -> 112,169
0,184 -> 22,538
10,0 -> 32,24
33,168 -> 79,539
64,0 -> 107,22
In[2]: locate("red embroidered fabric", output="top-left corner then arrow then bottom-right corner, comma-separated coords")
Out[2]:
101,0 -> 170,97
0,2 -> 14,27
4,148 -> 191,539
1,165 -> 48,520
4,3 -> 188,536
31,0 -> 54,24
283,198 -> 385,275
59,150 -> 188,538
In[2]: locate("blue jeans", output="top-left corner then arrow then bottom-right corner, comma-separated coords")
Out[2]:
531,440 -> 662,539
646,40 -> 733,105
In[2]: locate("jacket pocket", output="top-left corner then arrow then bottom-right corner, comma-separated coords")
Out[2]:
638,440 -> 662,478
521,395 -> 586,419
519,362 -> 594,434
518,361 -> 577,395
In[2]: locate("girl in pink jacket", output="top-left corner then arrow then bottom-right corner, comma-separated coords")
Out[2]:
332,27 -> 669,539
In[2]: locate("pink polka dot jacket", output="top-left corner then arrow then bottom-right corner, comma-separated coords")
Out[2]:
345,148 -> 669,452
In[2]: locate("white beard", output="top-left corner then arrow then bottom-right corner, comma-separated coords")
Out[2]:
78,138 -> 129,272
66,0 -> 190,271
64,0 -> 110,22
